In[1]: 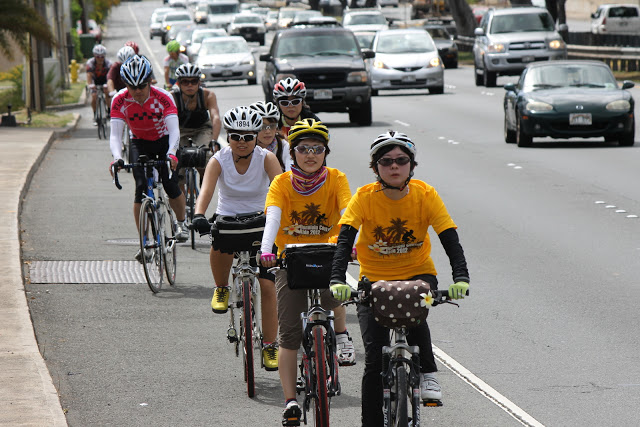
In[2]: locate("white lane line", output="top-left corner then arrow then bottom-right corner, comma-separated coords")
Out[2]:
127,3 -> 164,76
345,271 -> 544,427
433,346 -> 545,427
394,120 -> 411,127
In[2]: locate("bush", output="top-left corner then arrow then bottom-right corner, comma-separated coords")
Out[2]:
0,65 -> 25,114
70,28 -> 83,61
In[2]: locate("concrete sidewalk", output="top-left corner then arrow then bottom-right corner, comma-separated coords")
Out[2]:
0,118 -> 81,426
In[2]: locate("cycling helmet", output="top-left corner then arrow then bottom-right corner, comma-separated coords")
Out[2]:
175,63 -> 202,80
223,106 -> 263,132
125,40 -> 139,55
369,131 -> 417,161
167,40 -> 181,53
92,44 -> 107,56
288,119 -> 329,145
117,46 -> 136,63
249,101 -> 280,122
120,55 -> 153,87
273,77 -> 306,100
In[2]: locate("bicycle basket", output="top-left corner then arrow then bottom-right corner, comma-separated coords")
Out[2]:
179,146 -> 208,169
211,211 -> 265,254
283,244 -> 336,290
371,280 -> 431,328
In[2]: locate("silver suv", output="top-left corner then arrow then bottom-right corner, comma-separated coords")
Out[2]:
473,7 -> 567,87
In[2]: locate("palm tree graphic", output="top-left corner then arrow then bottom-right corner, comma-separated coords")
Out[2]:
301,203 -> 321,225
289,210 -> 301,224
372,225 -> 386,242
385,218 -> 409,243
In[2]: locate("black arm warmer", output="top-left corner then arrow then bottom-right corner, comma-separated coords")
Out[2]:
330,224 -> 358,284
438,228 -> 470,284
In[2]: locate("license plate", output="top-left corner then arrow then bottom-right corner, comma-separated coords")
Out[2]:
221,70 -> 232,76
402,75 -> 416,83
314,89 -> 332,100
522,56 -> 535,63
569,113 -> 592,126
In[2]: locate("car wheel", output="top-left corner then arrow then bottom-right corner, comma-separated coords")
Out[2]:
619,123 -> 635,146
259,36 -> 265,46
516,114 -> 532,147
248,77 -> 257,85
429,86 -> 444,95
449,60 -> 458,69
150,34 -> 153,40
474,65 -> 483,86
349,100 -> 372,126
484,68 -> 497,87
504,114 -> 516,144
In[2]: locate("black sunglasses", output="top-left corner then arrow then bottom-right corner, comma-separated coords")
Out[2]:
278,98 -> 303,107
127,82 -> 149,91
294,145 -> 326,155
377,156 -> 411,167
179,78 -> 200,85
228,133 -> 256,142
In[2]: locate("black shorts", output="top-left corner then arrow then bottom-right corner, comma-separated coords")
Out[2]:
130,136 -> 182,203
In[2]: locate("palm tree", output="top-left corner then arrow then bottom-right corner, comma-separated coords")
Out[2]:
301,203 -> 321,225
372,225 -> 386,242
385,218 -> 408,244
289,210 -> 301,224
0,0 -> 54,60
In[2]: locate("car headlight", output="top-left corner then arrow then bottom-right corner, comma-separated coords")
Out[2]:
525,100 -> 553,112
347,71 -> 368,83
487,43 -> 505,53
606,100 -> 631,111
548,39 -> 565,50
166,25 -> 171,30
428,57 -> 441,68
241,57 -> 255,66
374,60 -> 389,69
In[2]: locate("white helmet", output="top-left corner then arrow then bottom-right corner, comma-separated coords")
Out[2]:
223,106 -> 263,132
273,77 -> 306,100
369,131 -> 417,162
120,55 -> 153,87
175,63 -> 202,79
117,46 -> 136,63
249,101 -> 280,122
92,44 -> 107,56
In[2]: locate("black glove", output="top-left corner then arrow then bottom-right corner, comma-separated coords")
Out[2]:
192,214 -> 211,235
111,158 -> 125,171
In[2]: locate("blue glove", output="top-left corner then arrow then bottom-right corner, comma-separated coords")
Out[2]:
330,281 -> 351,302
448,281 -> 469,300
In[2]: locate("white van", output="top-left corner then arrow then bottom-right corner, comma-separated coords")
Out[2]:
591,4 -> 640,35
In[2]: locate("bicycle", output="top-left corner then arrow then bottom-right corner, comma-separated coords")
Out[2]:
95,84 -> 108,140
112,155 -> 178,293
345,277 -> 465,427
179,139 -> 211,249
275,243 -> 341,427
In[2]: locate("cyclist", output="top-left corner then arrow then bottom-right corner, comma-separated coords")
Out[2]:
258,119 -> 356,426
86,44 -> 112,125
272,77 -> 319,140
109,55 -> 190,260
172,63 -> 221,179
328,131 -> 470,426
164,40 -> 189,90
191,106 -> 283,370
249,101 -> 292,172
107,46 -> 136,98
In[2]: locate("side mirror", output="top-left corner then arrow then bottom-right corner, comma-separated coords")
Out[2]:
622,80 -> 635,89
557,23 -> 568,32
259,53 -> 271,61
504,83 -> 516,92
362,49 -> 375,59
474,27 -> 484,36
590,13 -> 597,19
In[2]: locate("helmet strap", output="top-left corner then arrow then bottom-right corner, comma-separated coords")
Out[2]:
234,151 -> 253,163
375,170 -> 413,192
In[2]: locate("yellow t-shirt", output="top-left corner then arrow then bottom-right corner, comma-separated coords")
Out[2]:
265,167 -> 351,252
339,180 -> 456,281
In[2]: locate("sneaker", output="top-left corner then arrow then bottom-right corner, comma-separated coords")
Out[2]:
281,400 -> 302,426
263,343 -> 279,371
211,286 -> 230,313
420,372 -> 442,401
92,120 -> 98,126
175,222 -> 189,242
336,332 -> 356,366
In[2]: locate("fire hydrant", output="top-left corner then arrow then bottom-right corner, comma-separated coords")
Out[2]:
69,59 -> 79,83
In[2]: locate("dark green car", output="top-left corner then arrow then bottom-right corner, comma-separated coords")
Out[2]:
503,60 -> 635,147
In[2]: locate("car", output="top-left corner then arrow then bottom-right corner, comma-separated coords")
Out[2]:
165,23 -> 197,45
193,2 -> 209,23
187,28 -> 228,61
160,11 -> 194,44
354,30 -> 377,49
277,6 -> 310,30
260,26 -> 375,125
292,10 -> 323,25
227,13 -> 266,45
343,10 -> 389,32
591,4 -> 640,35
503,60 -> 635,147
424,24 -> 458,68
149,7 -> 174,39
206,0 -> 240,29
77,19 -> 103,42
369,28 -> 444,95
168,0 -> 187,8
196,36 -> 258,85
265,11 -> 279,31
175,28 -> 195,54
378,0 -> 399,7
473,7 -> 567,87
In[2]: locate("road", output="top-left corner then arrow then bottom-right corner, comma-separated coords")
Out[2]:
21,2 -> 640,426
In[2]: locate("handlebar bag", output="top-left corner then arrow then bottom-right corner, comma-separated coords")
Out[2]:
371,280 -> 431,328
178,146 -> 208,168
211,211 -> 265,254
283,244 -> 336,290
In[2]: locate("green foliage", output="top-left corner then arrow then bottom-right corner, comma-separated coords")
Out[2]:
0,65 -> 25,114
0,0 -> 55,60
70,28 -> 83,61
44,66 -> 62,106
71,0 -> 83,23
91,0 -> 121,25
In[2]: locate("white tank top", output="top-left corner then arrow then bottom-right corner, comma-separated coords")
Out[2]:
214,145 -> 270,215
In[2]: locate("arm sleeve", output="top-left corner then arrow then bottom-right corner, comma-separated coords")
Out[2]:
165,114 -> 180,156
109,119 -> 125,160
260,205 -> 282,254
438,228 -> 470,284
330,224 -> 358,284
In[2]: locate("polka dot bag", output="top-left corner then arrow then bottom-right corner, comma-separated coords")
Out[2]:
370,280 -> 431,328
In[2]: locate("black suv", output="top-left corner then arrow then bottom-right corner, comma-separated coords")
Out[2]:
260,26 -> 375,126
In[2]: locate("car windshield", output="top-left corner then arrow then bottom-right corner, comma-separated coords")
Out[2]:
196,4 -> 208,12
275,33 -> 359,57
490,13 -> 555,33
234,15 -> 262,24
355,33 -> 375,49
523,64 -> 618,91
176,30 -> 193,44
165,13 -> 191,22
208,4 -> 239,14
426,28 -> 450,39
279,9 -> 299,20
344,14 -> 387,26
376,32 -> 435,54
193,30 -> 224,43
200,39 -> 248,55
294,11 -> 322,21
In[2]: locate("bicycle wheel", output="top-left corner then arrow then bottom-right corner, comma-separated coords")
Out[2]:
139,199 -> 164,293
186,168 -> 197,249
241,277 -> 255,398
162,204 -> 177,286
312,326 -> 330,427
393,365 -> 409,427
96,96 -> 105,140
123,126 -> 131,173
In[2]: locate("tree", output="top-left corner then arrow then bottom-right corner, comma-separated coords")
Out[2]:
447,0 -> 480,37
0,0 -> 54,60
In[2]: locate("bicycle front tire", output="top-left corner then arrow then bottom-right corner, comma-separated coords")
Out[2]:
162,205 -> 177,286
242,278 -> 255,398
186,168 -> 197,249
96,95 -> 105,139
312,326 -> 330,427
393,365 -> 409,427
139,199 -> 163,293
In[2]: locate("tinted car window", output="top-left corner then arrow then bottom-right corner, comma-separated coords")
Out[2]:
208,4 -> 239,14
426,28 -> 450,39
376,32 -> 436,54
234,15 -> 262,24
193,31 -> 224,43
490,12 -> 555,33
344,14 -> 387,26
523,64 -> 617,91
275,33 -> 359,56
201,39 -> 247,55
166,13 -> 191,22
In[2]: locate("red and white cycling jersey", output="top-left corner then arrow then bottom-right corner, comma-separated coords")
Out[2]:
111,86 -> 177,141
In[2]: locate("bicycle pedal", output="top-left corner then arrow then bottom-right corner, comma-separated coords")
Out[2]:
423,399 -> 443,407
227,327 -> 238,343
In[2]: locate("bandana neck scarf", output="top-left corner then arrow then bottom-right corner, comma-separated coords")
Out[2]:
290,165 -> 328,196
266,139 -> 277,153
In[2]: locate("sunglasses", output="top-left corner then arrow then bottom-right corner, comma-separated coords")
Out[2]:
278,98 -> 303,107
261,125 -> 276,131
179,78 -> 200,86
377,156 -> 411,167
95,55 -> 105,59
294,145 -> 326,155
127,82 -> 149,91
228,133 -> 256,142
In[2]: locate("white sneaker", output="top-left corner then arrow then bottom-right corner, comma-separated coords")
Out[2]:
175,222 -> 189,242
336,332 -> 356,366
420,372 -> 442,400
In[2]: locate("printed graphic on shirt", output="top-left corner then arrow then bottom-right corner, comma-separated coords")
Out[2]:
283,203 -> 333,237
368,217 -> 424,256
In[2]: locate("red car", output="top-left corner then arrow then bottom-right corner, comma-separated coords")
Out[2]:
76,19 -> 103,42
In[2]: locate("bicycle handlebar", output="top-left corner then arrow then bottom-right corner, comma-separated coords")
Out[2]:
111,159 -> 171,190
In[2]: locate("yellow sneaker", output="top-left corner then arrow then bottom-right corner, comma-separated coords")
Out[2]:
262,343 -> 279,371
211,286 -> 230,313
